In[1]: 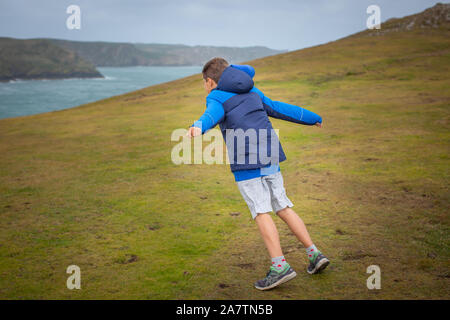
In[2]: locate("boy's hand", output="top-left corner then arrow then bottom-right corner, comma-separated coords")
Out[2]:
315,122 -> 322,128
186,126 -> 202,138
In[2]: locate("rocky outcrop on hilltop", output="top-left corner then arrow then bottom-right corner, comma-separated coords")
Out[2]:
353,3 -> 450,37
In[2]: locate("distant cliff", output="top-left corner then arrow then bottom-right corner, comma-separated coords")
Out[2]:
50,39 -> 286,67
0,37 -> 285,81
0,38 -> 103,82
134,43 -> 287,66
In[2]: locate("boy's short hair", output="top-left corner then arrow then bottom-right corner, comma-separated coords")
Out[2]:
202,57 -> 229,83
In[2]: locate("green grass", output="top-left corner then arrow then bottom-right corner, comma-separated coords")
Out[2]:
0,26 -> 449,299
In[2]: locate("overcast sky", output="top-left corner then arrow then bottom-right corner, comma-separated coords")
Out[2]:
0,0 -> 444,51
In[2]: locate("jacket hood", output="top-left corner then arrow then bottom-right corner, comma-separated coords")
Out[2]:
216,65 -> 254,94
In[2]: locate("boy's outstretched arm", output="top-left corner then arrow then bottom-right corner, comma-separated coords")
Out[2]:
186,98 -> 224,137
251,87 -> 322,127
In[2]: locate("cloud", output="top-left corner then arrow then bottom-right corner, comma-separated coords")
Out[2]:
0,0 -> 444,50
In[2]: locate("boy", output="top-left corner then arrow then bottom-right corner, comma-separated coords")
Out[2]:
186,57 -> 329,291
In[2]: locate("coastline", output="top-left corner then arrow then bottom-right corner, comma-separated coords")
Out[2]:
0,71 -> 104,83
0,65 -> 201,120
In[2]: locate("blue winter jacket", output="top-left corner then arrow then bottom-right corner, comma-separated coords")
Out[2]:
192,64 -> 322,181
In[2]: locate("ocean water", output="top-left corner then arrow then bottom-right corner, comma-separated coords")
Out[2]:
0,66 -> 202,119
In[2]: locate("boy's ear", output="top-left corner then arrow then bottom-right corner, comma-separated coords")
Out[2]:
208,78 -> 217,87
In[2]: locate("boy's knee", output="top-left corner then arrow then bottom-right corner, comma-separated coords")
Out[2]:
254,212 -> 271,221
275,206 -> 291,217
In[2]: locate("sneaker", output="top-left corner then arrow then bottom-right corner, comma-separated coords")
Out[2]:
307,253 -> 330,274
254,264 -> 297,291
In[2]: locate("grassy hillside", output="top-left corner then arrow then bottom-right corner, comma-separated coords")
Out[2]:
51,39 -> 285,67
0,5 -> 449,299
0,38 -> 102,82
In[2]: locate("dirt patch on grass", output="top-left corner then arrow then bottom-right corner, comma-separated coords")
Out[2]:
116,254 -> 138,264
342,250 -> 377,261
235,263 -> 255,269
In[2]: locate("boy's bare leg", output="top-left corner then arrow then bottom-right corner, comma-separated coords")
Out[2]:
276,207 -> 313,248
277,206 -> 330,274
253,212 -> 297,291
254,213 -> 283,258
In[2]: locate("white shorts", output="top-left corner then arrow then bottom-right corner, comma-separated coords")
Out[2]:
236,171 -> 294,219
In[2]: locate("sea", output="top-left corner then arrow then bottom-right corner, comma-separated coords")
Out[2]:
0,66 -> 202,119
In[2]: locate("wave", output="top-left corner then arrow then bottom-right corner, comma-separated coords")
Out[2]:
7,79 -> 25,83
92,76 -> 115,81
62,76 -> 116,81
4,76 -> 114,84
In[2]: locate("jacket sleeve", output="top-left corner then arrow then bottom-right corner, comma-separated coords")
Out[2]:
191,97 -> 225,134
252,87 -> 322,125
